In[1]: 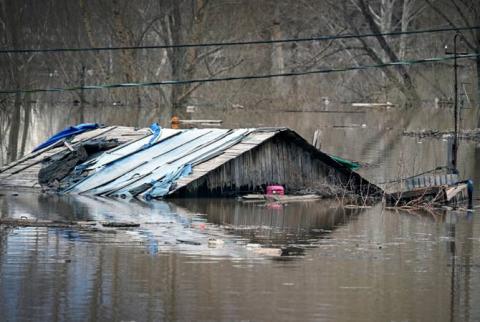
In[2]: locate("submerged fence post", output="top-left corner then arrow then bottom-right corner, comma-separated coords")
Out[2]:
467,179 -> 474,210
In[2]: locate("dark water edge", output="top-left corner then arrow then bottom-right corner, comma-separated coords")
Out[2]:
1,191 -> 480,322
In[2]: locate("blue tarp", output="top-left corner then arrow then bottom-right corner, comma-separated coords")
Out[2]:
145,164 -> 192,200
143,123 -> 162,149
32,123 -> 100,152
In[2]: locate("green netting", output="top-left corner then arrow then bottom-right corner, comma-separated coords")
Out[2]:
329,155 -> 361,171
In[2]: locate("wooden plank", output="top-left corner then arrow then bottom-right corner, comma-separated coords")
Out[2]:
3,126 -> 118,180
0,168 -> 40,179
1,127 -> 115,175
7,175 -> 40,181
224,146 -> 256,153
0,180 -> 38,187
189,168 -> 210,174
193,153 -> 236,169
70,126 -> 116,143
231,142 -> 259,149
446,183 -> 468,201
1,179 -> 38,184
179,119 -> 222,124
173,153 -> 243,192
2,168 -> 38,180
240,132 -> 276,143
0,141 -> 66,174
222,152 -> 244,157
176,172 -> 206,184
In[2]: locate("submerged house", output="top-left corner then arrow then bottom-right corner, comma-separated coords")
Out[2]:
0,125 -> 381,199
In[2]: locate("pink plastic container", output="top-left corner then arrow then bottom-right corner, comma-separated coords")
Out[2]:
266,185 -> 285,195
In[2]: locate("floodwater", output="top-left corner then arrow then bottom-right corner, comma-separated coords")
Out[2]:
1,105 -> 480,321
1,193 -> 479,322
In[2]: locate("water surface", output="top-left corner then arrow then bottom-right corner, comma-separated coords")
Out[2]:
1,192 -> 479,322
1,105 -> 480,321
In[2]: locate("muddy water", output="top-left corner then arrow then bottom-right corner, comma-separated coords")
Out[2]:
1,105 -> 480,321
0,192 -> 479,322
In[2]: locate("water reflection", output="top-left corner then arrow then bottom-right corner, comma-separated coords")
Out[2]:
2,76 -> 480,321
1,191 -> 480,321
174,198 -> 362,245
0,192 -> 367,258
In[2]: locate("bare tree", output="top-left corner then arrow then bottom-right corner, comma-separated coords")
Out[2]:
319,0 -> 423,105
151,0 -> 245,118
0,0 -> 29,162
424,0 -> 480,111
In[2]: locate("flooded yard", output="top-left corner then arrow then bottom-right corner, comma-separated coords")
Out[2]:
1,1 -> 479,320
1,106 -> 480,321
1,191 -> 480,322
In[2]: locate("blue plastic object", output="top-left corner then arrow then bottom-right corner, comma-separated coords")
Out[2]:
145,164 -> 192,199
32,123 -> 100,152
143,123 -> 162,149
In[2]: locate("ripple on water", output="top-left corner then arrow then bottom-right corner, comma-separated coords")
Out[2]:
1,192 -> 480,321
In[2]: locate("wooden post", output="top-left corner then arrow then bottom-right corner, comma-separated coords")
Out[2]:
312,129 -> 322,150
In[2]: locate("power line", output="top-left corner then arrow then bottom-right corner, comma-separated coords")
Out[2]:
0,53 -> 477,95
0,26 -> 479,54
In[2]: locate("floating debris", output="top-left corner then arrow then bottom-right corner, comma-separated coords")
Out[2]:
208,238 -> 225,247
176,239 -> 202,246
403,128 -> 480,141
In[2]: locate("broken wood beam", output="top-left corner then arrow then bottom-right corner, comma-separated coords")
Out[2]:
351,102 -> 394,107
0,218 -> 140,230
179,120 -> 222,124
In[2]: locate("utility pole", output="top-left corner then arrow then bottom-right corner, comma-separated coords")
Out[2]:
452,32 -> 460,174
445,32 -> 468,174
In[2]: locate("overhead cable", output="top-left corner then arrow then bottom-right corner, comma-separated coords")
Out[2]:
0,26 -> 478,54
0,53 -> 477,95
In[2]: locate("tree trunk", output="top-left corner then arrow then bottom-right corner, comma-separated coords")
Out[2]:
169,0 -> 188,119
398,0 -> 412,60
272,5 -> 285,99
19,94 -> 31,157
357,0 -> 420,107
7,92 -> 22,162
112,0 -> 142,126
379,0 -> 394,62
168,0 -> 208,120
79,65 -> 85,124
78,0 -> 107,77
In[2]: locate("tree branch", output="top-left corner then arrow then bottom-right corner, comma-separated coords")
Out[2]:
423,0 -> 475,50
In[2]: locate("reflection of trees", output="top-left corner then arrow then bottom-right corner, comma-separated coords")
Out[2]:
446,212 -> 477,322
0,2 -> 41,162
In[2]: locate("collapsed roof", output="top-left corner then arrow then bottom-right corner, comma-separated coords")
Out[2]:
0,125 -> 381,199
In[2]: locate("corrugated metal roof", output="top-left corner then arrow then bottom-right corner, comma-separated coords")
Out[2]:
0,126 -> 381,199
64,128 -> 284,198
